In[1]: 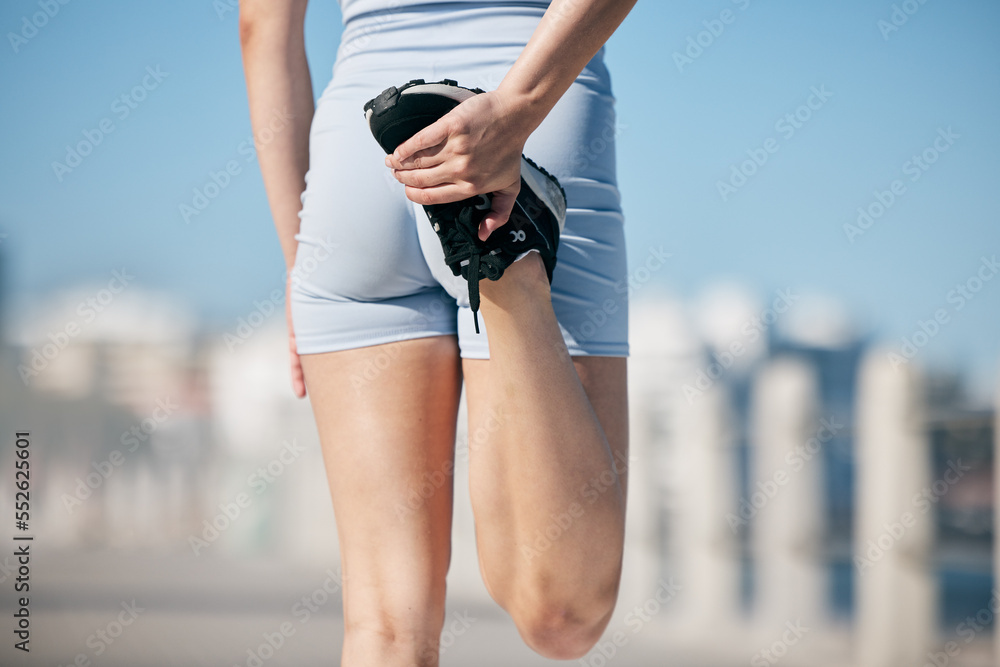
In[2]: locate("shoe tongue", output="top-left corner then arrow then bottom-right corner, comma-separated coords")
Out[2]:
456,201 -> 485,235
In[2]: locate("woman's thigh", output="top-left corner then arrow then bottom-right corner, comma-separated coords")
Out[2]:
298,336 -> 462,641
463,354 -> 629,517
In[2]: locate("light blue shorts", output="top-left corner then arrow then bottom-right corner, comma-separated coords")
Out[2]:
290,3 -> 629,358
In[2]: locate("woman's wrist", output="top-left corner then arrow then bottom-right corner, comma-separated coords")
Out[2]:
491,0 -> 637,146
493,78 -> 553,145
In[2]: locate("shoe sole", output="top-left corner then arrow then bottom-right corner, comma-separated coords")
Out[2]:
519,157 -> 567,235
364,79 -> 479,154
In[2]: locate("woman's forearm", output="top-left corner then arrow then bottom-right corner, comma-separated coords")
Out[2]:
497,0 -> 637,137
239,0 -> 313,270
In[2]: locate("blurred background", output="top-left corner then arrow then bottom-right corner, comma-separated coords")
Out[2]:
0,0 -> 998,665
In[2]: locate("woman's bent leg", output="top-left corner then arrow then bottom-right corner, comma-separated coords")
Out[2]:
462,253 -> 629,660
300,336 -> 462,667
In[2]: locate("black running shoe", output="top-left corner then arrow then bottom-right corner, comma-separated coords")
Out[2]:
364,79 -> 567,333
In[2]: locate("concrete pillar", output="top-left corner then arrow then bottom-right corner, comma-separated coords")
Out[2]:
750,357 -> 826,626
854,350 -> 934,667
667,379 -> 741,634
618,377 -> 662,608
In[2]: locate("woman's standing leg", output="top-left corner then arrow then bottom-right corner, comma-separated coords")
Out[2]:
299,336 -> 462,667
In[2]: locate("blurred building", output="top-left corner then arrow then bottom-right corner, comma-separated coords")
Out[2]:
2,286 -> 335,563
621,288 -> 995,666
0,277 -> 994,666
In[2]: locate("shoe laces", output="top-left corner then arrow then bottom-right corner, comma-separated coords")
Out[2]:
426,200 -> 495,334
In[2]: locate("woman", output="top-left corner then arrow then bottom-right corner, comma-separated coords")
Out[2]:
239,0 -> 636,663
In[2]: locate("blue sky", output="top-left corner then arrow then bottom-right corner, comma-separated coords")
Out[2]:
1,0 -> 998,399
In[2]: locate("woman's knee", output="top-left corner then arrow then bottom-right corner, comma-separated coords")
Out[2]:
343,591 -> 449,664
509,574 -> 622,660
343,622 -> 443,667
515,595 -> 618,660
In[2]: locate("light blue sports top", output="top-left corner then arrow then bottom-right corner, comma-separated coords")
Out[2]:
338,0 -> 551,25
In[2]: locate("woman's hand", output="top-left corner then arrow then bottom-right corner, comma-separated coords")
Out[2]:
385,90 -> 529,242
385,0 -> 637,242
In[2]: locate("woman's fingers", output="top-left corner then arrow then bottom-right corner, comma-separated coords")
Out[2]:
392,163 -> 457,189
478,182 -> 519,241
384,92 -> 524,215
386,142 -> 446,170
403,183 -> 473,206
285,296 -> 306,398
390,116 -> 452,165
289,333 -> 306,398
